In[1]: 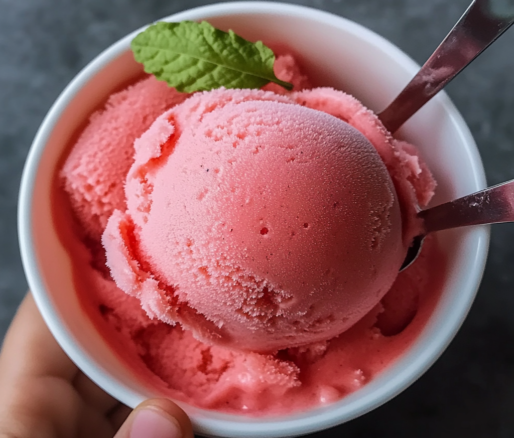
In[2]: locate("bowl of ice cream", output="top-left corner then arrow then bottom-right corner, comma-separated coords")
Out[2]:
18,2 -> 488,437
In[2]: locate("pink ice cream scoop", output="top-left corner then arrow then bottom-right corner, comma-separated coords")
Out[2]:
102,88 -> 407,352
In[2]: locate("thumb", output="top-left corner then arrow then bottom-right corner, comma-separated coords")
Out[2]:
114,398 -> 194,438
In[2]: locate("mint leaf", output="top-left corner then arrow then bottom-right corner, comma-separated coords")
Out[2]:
131,21 -> 293,93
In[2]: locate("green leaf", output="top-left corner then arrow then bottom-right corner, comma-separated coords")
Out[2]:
131,21 -> 293,93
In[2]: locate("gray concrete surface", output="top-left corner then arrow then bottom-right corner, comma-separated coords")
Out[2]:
1,0 -> 514,436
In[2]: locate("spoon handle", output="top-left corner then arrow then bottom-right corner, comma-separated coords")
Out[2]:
378,0 -> 514,133
421,179 -> 514,233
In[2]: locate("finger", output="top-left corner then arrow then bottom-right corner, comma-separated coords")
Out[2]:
0,293 -> 117,438
73,371 -> 121,414
113,399 -> 194,438
0,293 -> 76,382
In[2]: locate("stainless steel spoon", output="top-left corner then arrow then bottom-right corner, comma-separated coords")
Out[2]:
379,0 -> 514,133
401,179 -> 514,270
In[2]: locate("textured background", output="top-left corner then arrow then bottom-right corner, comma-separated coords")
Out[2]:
2,0 -> 514,436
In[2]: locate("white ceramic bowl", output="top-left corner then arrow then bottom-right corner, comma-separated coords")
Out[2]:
18,2 -> 489,437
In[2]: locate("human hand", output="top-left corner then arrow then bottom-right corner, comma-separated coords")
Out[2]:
0,293 -> 194,438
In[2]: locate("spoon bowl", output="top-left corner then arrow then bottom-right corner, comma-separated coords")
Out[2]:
402,179 -> 514,270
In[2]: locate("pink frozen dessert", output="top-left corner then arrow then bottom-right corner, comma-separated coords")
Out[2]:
103,87 -> 416,353
55,49 -> 443,415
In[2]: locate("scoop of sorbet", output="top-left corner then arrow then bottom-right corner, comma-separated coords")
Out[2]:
102,88 -> 404,352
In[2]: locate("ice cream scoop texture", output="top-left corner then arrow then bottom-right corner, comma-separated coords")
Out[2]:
102,88 -> 407,352
57,49 -> 441,414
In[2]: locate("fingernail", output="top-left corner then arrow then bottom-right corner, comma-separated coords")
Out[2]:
130,408 -> 182,438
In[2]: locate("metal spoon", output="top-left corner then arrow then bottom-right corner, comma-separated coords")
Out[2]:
379,0 -> 514,133
401,179 -> 514,270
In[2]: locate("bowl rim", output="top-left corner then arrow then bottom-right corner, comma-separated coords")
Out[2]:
18,2 -> 489,437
